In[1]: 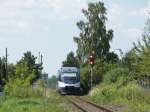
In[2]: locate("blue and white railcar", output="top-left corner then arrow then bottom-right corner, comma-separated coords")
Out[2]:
58,67 -> 80,94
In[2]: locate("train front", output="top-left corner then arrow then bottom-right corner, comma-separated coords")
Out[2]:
58,67 -> 80,95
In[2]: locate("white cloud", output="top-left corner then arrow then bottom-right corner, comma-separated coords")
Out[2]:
107,22 -> 122,32
129,0 -> 150,17
0,0 -> 87,36
106,3 -> 123,31
0,0 -> 87,20
127,28 -> 143,39
107,3 -> 123,22
47,0 -> 87,20
129,8 -> 149,17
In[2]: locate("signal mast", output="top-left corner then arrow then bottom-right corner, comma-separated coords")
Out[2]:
88,51 -> 95,89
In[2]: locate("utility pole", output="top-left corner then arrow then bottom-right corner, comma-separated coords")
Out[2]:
91,66 -> 93,89
5,48 -> 8,80
41,54 -> 43,65
38,52 -> 41,64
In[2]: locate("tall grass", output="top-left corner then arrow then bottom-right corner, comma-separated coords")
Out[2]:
0,88 -> 67,112
0,78 -> 67,112
88,68 -> 150,112
0,97 -> 65,112
4,78 -> 45,98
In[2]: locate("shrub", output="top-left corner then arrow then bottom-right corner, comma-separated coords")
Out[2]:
103,68 -> 131,86
119,82 -> 149,102
4,78 -> 44,98
89,84 -> 118,103
80,65 -> 91,94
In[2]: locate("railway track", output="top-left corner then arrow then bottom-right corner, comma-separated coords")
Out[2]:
68,97 -> 113,112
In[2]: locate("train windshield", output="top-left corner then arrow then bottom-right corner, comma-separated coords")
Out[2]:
61,73 -> 78,83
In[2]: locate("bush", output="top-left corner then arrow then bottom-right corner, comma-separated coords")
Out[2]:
80,65 -> 91,94
119,82 -> 149,102
4,78 -> 28,98
80,61 -> 118,94
100,85 -> 117,98
89,84 -> 118,103
118,82 -> 150,112
103,68 -> 132,86
4,78 -> 44,98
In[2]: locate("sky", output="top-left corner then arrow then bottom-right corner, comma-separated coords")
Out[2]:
0,0 -> 149,77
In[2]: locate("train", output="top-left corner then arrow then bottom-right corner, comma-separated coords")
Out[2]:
58,67 -> 80,95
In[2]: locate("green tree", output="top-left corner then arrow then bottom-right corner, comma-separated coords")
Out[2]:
123,19 -> 150,83
133,20 -> 150,78
74,2 -> 114,64
48,75 -> 57,89
80,65 -> 91,94
62,51 -> 79,67
0,57 -> 6,90
15,51 -> 42,83
0,57 -> 15,91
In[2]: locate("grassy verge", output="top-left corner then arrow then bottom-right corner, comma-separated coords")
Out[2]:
85,68 -> 150,112
0,91 -> 67,112
87,83 -> 150,112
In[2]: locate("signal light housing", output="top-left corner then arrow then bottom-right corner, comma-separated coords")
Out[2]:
88,54 -> 95,66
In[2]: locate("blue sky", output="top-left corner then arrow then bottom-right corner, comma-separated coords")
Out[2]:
0,0 -> 149,76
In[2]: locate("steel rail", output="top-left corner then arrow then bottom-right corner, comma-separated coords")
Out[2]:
77,97 -> 113,112
68,96 -> 114,112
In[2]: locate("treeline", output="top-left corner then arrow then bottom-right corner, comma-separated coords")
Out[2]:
62,1 -> 150,94
47,75 -> 57,89
0,51 -> 43,92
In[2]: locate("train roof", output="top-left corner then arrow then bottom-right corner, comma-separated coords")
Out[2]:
61,67 -> 79,73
